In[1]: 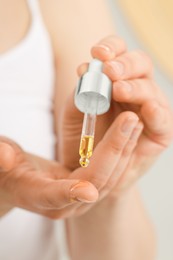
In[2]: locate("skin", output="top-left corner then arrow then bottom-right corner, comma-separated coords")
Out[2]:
58,36 -> 173,259
0,0 -> 173,259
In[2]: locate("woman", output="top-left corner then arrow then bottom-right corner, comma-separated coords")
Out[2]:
0,0 -> 172,259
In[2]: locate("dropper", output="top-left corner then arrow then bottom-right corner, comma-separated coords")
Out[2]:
79,113 -> 96,167
75,59 -> 112,167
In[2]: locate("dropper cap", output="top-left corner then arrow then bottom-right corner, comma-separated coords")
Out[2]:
75,59 -> 112,115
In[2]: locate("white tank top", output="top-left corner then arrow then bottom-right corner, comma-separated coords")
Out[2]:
0,1 -> 68,259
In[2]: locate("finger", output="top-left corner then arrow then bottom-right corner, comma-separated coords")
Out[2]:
100,121 -> 144,198
91,35 -> 127,61
112,79 -> 166,105
77,62 -> 89,77
77,111 -> 139,190
141,100 -> 173,146
0,143 -> 16,171
67,116 -> 142,215
104,50 -> 153,80
34,179 -> 98,210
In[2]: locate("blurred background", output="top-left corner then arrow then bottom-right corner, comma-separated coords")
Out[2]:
107,1 -> 173,259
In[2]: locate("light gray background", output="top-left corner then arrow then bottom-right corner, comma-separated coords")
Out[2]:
108,1 -> 173,259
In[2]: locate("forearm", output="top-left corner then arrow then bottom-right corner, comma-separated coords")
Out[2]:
66,186 -> 156,260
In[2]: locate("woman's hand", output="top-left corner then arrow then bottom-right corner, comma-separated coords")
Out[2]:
0,112 -> 140,219
0,136 -> 98,218
59,35 -> 173,203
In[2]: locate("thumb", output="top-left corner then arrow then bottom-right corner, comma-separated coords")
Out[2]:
35,179 -> 99,210
77,62 -> 89,77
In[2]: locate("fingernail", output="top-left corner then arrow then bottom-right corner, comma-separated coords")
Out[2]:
114,81 -> 132,92
70,181 -> 97,203
106,61 -> 124,77
130,122 -> 143,140
121,117 -> 138,135
95,44 -> 111,53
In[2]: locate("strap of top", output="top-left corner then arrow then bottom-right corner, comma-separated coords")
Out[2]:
27,0 -> 44,24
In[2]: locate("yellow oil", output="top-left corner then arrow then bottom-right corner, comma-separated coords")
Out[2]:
79,135 -> 94,167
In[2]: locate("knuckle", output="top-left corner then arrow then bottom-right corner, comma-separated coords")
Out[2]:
119,54 -> 134,73
107,139 -> 125,154
126,79 -> 137,90
114,80 -> 135,101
